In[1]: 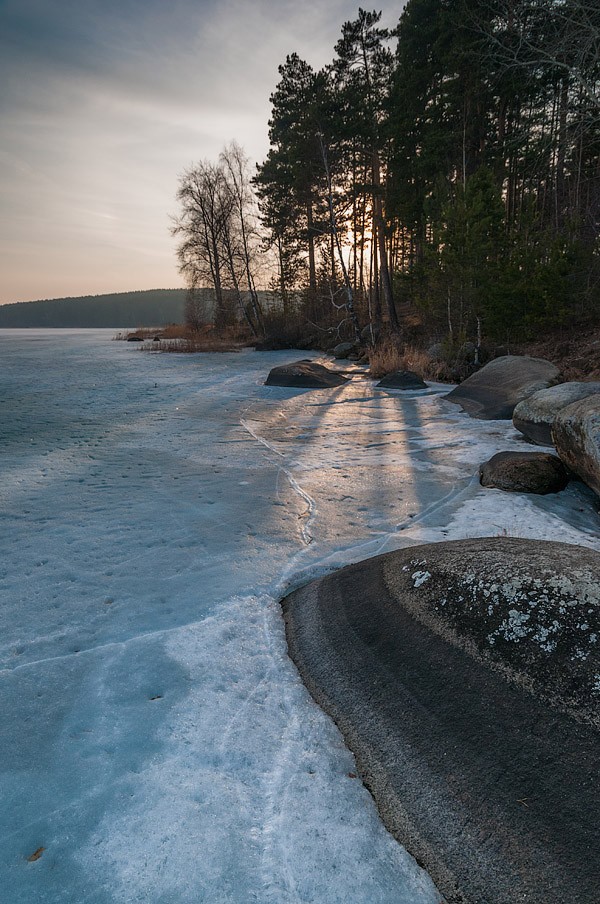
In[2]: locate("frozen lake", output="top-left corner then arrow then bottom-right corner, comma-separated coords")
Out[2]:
1,329 -> 598,903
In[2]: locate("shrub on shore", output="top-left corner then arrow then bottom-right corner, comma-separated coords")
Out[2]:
369,339 -> 453,382
116,323 -> 253,352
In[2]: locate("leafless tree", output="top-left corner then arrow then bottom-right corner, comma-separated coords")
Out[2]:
220,142 -> 265,336
173,146 -> 268,336
184,288 -> 208,332
172,160 -> 234,328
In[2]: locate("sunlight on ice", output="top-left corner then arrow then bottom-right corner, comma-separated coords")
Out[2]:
1,333 -> 598,903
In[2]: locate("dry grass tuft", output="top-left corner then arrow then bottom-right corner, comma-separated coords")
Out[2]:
117,323 -> 253,352
369,339 -> 453,382
368,339 -> 410,378
114,327 -> 160,341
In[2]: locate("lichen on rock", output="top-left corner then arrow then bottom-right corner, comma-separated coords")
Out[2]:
383,538 -> 600,724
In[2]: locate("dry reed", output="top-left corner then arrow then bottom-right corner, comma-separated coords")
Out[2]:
369,338 -> 452,382
117,323 -> 253,352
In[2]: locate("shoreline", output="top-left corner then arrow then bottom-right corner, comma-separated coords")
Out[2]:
282,544 -> 600,904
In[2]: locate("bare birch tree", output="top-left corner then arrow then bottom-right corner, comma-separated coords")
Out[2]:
173,146 -> 268,335
172,160 -> 234,328
220,142 -> 265,336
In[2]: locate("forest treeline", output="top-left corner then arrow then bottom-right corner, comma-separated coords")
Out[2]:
174,0 -> 600,353
0,290 -> 187,328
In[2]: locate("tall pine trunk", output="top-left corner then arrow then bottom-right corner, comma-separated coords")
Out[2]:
372,150 -> 398,332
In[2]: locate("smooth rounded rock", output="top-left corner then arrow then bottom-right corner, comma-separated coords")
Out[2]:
265,359 -> 348,388
513,381 -> 600,446
445,355 -> 561,419
283,538 -> 600,904
333,342 -> 356,359
376,370 -> 427,390
553,393 -> 600,498
479,450 -> 569,494
427,341 -> 445,360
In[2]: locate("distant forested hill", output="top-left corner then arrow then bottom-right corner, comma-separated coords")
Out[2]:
0,289 -> 193,327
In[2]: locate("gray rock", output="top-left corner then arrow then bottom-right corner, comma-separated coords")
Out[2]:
265,360 -> 348,389
513,381 -> 600,446
376,370 -> 427,390
479,451 -> 569,494
427,341 -> 445,360
445,355 -> 561,419
552,393 -> 600,498
283,538 -> 600,904
332,342 -> 356,359
427,341 -> 479,364
379,538 -> 600,721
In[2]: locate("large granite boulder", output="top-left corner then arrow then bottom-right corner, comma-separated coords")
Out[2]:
552,394 -> 600,497
445,355 -> 561,419
283,538 -> 600,904
294,335 -> 319,351
376,370 -> 427,390
513,381 -> 600,446
333,342 -> 356,359
479,451 -> 569,494
265,359 -> 348,389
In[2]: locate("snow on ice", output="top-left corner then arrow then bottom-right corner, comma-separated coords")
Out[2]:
1,330 -> 599,903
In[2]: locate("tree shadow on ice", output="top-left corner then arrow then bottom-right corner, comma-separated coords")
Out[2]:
265,380 -> 476,556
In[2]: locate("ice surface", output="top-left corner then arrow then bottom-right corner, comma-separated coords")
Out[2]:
1,330 -> 598,903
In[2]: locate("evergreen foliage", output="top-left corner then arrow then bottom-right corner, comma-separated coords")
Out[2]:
386,0 -> 600,342
250,1 -> 600,346
172,2 -> 599,348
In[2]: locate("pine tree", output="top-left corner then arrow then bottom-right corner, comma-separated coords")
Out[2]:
331,9 -> 399,332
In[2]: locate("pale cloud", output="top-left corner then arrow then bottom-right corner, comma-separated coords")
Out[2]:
0,0 -> 401,303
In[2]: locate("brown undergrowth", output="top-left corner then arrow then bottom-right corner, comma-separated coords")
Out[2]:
515,328 -> 600,380
370,323 -> 600,383
369,338 -> 453,382
116,323 -> 253,352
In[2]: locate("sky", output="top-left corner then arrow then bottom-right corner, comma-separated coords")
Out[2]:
0,0 -> 401,304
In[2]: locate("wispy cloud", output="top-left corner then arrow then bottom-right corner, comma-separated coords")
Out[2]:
0,0 -> 401,303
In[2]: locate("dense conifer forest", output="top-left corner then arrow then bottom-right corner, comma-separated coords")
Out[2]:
174,1 -> 600,355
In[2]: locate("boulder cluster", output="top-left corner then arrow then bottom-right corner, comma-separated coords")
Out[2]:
267,349 -> 600,903
268,350 -> 600,904
444,355 -> 600,499
264,349 -> 600,503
